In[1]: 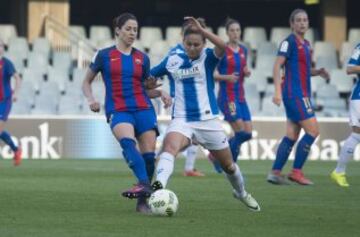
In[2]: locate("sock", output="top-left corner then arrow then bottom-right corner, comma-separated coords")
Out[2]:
142,152 -> 156,181
293,133 -> 316,170
272,136 -> 296,171
229,131 -> 252,162
225,163 -> 247,198
335,133 -> 360,173
184,145 -> 197,171
0,131 -> 18,152
119,138 -> 149,184
155,152 -> 175,188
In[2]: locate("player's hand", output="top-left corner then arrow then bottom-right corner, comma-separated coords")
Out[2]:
89,101 -> 100,112
183,16 -> 204,31
145,76 -> 162,90
227,73 -> 239,83
243,66 -> 251,77
318,68 -> 330,82
12,93 -> 18,102
272,93 -> 282,106
160,91 -> 172,109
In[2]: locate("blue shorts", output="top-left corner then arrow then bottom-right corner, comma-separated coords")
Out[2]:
218,99 -> 251,122
283,97 -> 315,122
107,109 -> 159,137
0,98 -> 12,121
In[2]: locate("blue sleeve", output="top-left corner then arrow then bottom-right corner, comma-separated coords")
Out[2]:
205,48 -> 220,71
150,56 -> 169,78
89,50 -> 103,73
348,45 -> 360,66
277,39 -> 292,59
142,54 -> 150,81
6,59 -> 16,77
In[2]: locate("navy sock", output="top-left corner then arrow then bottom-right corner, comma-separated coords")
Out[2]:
142,152 -> 156,181
294,134 -> 316,169
230,131 -> 252,162
119,138 -> 149,184
272,137 -> 295,171
0,131 -> 18,152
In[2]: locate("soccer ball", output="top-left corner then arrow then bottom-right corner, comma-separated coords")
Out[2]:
148,189 -> 179,217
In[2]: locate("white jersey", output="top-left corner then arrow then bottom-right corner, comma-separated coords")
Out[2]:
151,48 -> 220,121
348,43 -> 360,100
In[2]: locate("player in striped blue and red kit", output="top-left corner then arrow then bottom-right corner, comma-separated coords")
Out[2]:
0,39 -> 22,166
82,13 -> 171,213
267,9 -> 330,185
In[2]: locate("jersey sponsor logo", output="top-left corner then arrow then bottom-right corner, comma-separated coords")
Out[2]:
351,48 -> 360,60
173,65 -> 201,80
111,57 -> 120,61
280,41 -> 289,53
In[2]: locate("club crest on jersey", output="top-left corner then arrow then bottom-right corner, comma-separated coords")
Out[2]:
135,58 -> 142,64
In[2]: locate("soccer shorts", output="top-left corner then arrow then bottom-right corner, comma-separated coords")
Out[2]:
0,98 -> 12,121
218,99 -> 251,122
349,99 -> 360,127
165,118 -> 229,150
283,97 -> 315,122
108,108 -> 159,136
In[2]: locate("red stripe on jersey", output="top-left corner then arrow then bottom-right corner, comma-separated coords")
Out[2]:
225,48 -> 236,102
0,60 -> 4,101
132,50 -> 149,109
238,46 -> 246,102
297,39 -> 308,97
109,49 -> 126,111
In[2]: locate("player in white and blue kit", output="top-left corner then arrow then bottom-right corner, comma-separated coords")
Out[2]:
331,43 -> 360,187
151,17 -> 260,211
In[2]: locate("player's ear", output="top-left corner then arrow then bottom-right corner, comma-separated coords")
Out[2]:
115,27 -> 121,37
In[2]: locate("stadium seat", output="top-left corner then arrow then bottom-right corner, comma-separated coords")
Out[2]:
140,27 -> 163,49
243,27 -> 267,51
255,55 -> 276,78
0,24 -> 17,45
8,37 -> 29,61
32,37 -> 51,59
48,68 -> 70,93
58,96 -> 82,115
330,69 -> 355,94
149,40 -> 170,65
97,39 -> 115,49
305,28 -> 316,46
244,82 -> 259,99
260,96 -> 285,116
313,41 -> 337,61
21,68 -> 44,92
247,96 -> 261,115
27,52 -> 49,75
257,42 -> 277,57
340,42 -> 356,66
246,70 -> 268,93
165,26 -> 182,46
91,79 -> 106,106
89,25 -> 112,46
316,84 -> 340,106
217,27 -> 227,41
270,27 -> 291,47
70,25 -> 87,39
4,52 -> 25,73
52,51 -> 73,74
311,75 -> 327,94
16,79 -> 36,109
315,56 -> 338,71
322,98 -> 347,117
348,28 -> 360,43
12,100 -> 32,115
133,40 -> 145,51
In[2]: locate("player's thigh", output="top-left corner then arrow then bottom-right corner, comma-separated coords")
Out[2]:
162,132 -> 190,156
0,98 -> 11,123
285,120 -> 301,140
299,117 -> 319,137
283,98 -> 315,123
137,130 -> 157,153
134,108 -> 159,137
229,120 -> 252,133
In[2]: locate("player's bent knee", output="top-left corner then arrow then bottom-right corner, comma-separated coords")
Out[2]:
222,163 -> 236,174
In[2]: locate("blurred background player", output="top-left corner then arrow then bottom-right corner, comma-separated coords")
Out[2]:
151,17 -> 260,211
82,13 -> 171,213
267,9 -> 330,185
211,18 -> 252,169
331,42 -> 360,187
0,39 -> 22,166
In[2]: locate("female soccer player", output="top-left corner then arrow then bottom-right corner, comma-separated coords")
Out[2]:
214,18 -> 252,163
151,17 -> 260,211
267,9 -> 329,185
331,43 -> 360,187
82,13 -> 171,213
0,39 -> 22,166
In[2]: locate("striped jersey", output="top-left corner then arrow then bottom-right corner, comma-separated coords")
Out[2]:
0,57 -> 15,101
347,43 -> 360,100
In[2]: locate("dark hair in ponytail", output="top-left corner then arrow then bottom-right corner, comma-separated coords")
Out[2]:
113,13 -> 137,36
225,17 -> 240,31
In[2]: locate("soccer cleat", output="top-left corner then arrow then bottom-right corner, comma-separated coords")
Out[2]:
233,190 -> 261,212
183,169 -> 205,177
13,148 -> 22,166
288,169 -> 314,185
136,198 -> 151,214
151,180 -> 163,191
267,171 -> 290,185
330,170 -> 349,187
121,183 -> 152,199
207,153 -> 223,173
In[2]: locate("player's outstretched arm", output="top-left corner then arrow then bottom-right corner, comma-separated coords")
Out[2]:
213,70 -> 238,83
272,56 -> 286,106
82,68 -> 100,112
346,65 -> 360,75
311,67 -> 330,82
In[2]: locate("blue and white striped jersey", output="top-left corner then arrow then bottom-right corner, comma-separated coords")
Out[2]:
151,48 -> 219,121
348,43 -> 360,100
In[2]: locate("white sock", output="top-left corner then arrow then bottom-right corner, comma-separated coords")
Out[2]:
184,145 -> 198,171
335,133 -> 360,173
226,163 -> 247,198
155,152 -> 175,188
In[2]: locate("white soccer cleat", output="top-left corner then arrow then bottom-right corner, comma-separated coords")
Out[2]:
233,190 -> 261,212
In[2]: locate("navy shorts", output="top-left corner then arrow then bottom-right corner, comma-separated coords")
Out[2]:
107,108 -> 159,137
218,99 -> 251,122
0,98 -> 12,121
283,97 -> 315,122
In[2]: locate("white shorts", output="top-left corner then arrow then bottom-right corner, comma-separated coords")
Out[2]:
166,118 -> 229,150
349,100 -> 360,127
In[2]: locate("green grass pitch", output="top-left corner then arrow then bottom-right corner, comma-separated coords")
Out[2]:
0,159 -> 359,237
